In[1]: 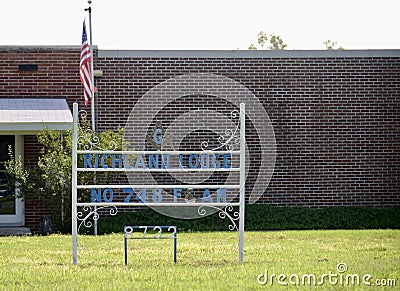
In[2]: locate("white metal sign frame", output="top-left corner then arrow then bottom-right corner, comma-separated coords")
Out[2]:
71,102 -> 246,265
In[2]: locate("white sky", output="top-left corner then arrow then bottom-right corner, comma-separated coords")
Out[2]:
1,0 -> 399,50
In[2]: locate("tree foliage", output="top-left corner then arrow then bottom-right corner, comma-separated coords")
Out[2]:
4,147 -> 32,200
323,40 -> 344,50
248,44 -> 257,50
268,34 -> 288,50
249,31 -> 287,50
249,31 -> 345,50
257,31 -> 268,49
5,120 -> 124,233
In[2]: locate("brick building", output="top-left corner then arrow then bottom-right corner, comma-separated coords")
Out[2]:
0,46 -> 399,232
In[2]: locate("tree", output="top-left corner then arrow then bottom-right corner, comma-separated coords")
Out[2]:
257,31 -> 268,49
4,147 -> 32,200
248,44 -> 257,50
323,40 -> 344,50
248,31 -> 287,50
5,119 -> 124,233
268,34 -> 287,50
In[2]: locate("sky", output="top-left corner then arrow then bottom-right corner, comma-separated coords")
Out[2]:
0,0 -> 399,50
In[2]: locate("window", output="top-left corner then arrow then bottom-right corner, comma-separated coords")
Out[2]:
0,136 -> 15,215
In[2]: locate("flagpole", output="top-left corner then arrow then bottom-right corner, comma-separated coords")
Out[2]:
85,0 -> 98,237
85,0 -> 95,132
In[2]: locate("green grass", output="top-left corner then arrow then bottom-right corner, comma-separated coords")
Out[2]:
0,230 -> 399,290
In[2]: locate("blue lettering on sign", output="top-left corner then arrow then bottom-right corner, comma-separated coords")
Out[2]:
212,154 -> 220,169
149,154 -> 159,169
201,154 -> 210,168
83,153 -> 231,170
112,154 -> 123,169
103,188 -> 113,202
123,154 -> 132,169
101,153 -> 110,169
178,155 -> 187,169
94,154 -> 99,168
174,188 -> 182,203
123,188 -> 163,203
123,188 -> 134,203
201,188 -> 213,203
84,153 -> 92,168
135,154 -> 146,168
136,188 -> 147,203
161,154 -> 170,169
189,154 -> 199,169
152,188 -> 163,203
91,187 -> 113,202
82,152 -> 233,204
90,187 -> 227,204
91,188 -> 101,202
177,154 -> 231,169
223,153 -> 231,169
153,128 -> 163,145
216,188 -> 227,203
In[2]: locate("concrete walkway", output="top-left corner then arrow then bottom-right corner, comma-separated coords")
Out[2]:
0,227 -> 32,236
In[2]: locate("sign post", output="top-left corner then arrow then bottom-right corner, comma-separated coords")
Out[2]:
72,103 -> 78,265
238,102 -> 245,263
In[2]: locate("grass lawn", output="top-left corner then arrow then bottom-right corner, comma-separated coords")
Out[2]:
0,230 -> 399,290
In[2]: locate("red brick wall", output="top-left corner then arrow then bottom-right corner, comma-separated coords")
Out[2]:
0,47 -> 87,231
0,47 -> 86,104
96,51 -> 400,208
1,47 -> 399,231
23,135 -> 44,231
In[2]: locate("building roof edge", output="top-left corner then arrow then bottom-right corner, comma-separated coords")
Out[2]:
98,49 -> 400,58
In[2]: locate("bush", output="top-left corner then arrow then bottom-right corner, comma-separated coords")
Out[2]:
97,204 -> 400,233
5,118 -> 124,233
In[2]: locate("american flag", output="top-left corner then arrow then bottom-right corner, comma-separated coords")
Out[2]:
80,20 -> 93,106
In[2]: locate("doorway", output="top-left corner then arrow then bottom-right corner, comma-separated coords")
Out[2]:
0,135 -> 24,226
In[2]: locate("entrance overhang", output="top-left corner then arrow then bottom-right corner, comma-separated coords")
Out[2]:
0,98 -> 73,134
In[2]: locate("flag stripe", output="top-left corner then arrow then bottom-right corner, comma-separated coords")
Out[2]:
80,21 -> 93,106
